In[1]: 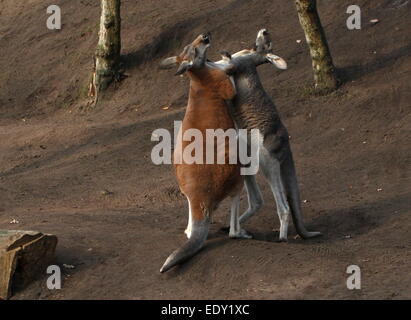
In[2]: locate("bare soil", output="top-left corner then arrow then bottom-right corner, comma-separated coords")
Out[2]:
0,0 -> 410,299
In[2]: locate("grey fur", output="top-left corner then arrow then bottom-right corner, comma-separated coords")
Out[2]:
219,29 -> 322,241
229,194 -> 253,239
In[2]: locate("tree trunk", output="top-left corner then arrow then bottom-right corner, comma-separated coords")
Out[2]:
295,0 -> 339,93
89,0 -> 121,101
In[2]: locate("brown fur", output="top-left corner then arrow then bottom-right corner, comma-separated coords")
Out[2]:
174,67 -> 243,222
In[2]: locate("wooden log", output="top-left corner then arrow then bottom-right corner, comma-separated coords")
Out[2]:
0,230 -> 58,300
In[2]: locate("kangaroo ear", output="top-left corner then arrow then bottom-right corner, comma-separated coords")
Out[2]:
266,53 -> 287,70
175,60 -> 193,76
159,56 -> 179,69
220,51 -> 232,61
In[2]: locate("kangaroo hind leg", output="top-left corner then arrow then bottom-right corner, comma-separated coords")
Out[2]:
260,152 -> 291,242
185,196 -> 193,239
160,197 -> 211,273
229,194 -> 253,239
239,175 -> 264,224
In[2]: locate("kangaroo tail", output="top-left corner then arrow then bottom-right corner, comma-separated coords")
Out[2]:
282,151 -> 322,239
160,217 -> 210,273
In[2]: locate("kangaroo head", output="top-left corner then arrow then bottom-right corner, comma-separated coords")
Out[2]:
255,28 -> 287,69
219,29 -> 287,72
160,32 -> 211,75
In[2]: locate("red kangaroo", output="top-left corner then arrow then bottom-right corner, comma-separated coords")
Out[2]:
159,33 -> 251,273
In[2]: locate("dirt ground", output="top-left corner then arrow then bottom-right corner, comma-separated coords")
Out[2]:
0,0 -> 410,299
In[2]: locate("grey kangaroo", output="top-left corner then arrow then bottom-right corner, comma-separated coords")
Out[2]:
211,29 -> 322,241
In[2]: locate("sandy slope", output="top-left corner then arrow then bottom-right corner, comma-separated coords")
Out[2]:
0,0 -> 410,299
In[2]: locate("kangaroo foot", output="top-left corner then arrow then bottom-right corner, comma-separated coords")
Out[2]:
277,236 -> 288,243
230,228 -> 253,239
